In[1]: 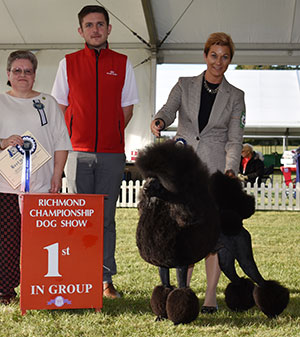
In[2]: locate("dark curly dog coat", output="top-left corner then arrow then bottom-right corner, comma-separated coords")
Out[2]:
136,141 -> 289,324
210,171 -> 289,318
136,141 -> 220,324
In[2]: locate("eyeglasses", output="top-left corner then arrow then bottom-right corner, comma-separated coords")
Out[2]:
10,68 -> 34,76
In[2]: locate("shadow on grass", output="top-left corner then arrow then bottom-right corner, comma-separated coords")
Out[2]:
288,287 -> 300,295
101,293 -> 152,316
191,296 -> 300,327
25,292 -> 153,318
17,288 -> 300,327
96,294 -> 300,330
97,290 -> 297,312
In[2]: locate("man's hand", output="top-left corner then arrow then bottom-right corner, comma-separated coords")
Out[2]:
238,173 -> 248,182
225,169 -> 236,178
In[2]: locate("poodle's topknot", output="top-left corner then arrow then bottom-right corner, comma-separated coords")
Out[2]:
136,140 -> 210,204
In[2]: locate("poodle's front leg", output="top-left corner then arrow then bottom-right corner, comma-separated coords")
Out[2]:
159,265 -> 189,288
159,267 -> 171,287
152,267 -> 173,321
176,266 -> 188,288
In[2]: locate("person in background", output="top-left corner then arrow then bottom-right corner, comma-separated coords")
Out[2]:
239,143 -> 265,185
0,50 -> 72,304
51,5 -> 139,299
151,32 -> 245,314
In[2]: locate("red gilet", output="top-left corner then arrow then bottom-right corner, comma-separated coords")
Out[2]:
65,44 -> 127,153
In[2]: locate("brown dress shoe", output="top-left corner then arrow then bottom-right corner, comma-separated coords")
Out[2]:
103,283 -> 121,299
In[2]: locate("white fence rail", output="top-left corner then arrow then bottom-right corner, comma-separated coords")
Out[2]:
116,180 -> 300,211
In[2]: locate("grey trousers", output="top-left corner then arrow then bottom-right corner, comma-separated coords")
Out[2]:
65,151 -> 125,283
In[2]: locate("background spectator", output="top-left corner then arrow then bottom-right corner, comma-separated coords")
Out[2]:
239,143 -> 264,185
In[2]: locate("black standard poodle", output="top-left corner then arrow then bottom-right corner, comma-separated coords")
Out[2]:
135,141 -> 289,324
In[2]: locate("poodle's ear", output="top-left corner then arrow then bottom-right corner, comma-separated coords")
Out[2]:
135,141 -> 179,193
210,171 -> 255,219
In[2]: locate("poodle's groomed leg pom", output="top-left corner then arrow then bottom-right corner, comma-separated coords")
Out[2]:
150,285 -> 174,320
166,288 -> 199,325
253,280 -> 290,318
225,277 -> 255,311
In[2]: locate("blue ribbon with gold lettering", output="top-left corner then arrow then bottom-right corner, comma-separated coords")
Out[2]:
17,136 -> 37,192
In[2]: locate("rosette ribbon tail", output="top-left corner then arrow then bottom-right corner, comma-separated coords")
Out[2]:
17,136 -> 37,193
21,149 -> 32,192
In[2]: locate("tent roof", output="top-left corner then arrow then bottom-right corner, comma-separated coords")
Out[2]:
150,0 -> 300,65
1,0 -> 300,65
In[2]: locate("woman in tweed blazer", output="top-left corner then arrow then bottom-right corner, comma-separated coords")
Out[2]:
151,32 -> 246,314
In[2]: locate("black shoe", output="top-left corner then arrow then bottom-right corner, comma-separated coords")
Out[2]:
201,305 -> 218,314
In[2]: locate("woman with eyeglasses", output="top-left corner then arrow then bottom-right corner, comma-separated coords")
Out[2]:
0,50 -> 72,304
151,32 -> 246,314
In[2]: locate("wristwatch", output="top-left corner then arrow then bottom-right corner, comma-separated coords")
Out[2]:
0,139 -> 4,150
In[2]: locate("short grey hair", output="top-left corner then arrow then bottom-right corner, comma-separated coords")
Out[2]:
242,143 -> 254,154
7,50 -> 38,72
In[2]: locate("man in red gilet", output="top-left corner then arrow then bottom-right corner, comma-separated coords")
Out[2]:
52,5 -> 139,299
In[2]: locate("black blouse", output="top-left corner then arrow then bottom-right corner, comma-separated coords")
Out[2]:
198,78 -> 219,133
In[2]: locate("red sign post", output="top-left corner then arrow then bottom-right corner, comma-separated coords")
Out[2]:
20,193 -> 104,314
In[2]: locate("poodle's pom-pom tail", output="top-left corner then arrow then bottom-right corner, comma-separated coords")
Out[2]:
166,288 -> 199,325
225,278 -> 255,311
253,280 -> 290,318
150,285 -> 173,320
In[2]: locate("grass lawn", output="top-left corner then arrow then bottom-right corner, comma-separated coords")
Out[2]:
1,209 -> 300,337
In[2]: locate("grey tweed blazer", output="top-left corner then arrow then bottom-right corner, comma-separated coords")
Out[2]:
155,71 -> 245,175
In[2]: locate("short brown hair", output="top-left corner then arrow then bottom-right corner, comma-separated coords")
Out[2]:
78,5 -> 109,28
204,32 -> 235,60
7,50 -> 38,72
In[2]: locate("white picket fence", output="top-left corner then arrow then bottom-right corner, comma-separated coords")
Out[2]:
116,180 -> 143,208
116,180 -> 300,211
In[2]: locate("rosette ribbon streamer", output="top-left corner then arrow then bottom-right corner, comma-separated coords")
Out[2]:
17,136 -> 37,192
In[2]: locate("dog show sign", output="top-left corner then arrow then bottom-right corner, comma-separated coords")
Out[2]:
20,193 -> 104,314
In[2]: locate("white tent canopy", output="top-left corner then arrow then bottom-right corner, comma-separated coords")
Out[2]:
226,69 -> 300,138
0,0 -> 299,157
2,0 -> 300,65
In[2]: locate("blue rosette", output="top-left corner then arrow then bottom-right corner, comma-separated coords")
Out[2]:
16,135 -> 37,192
